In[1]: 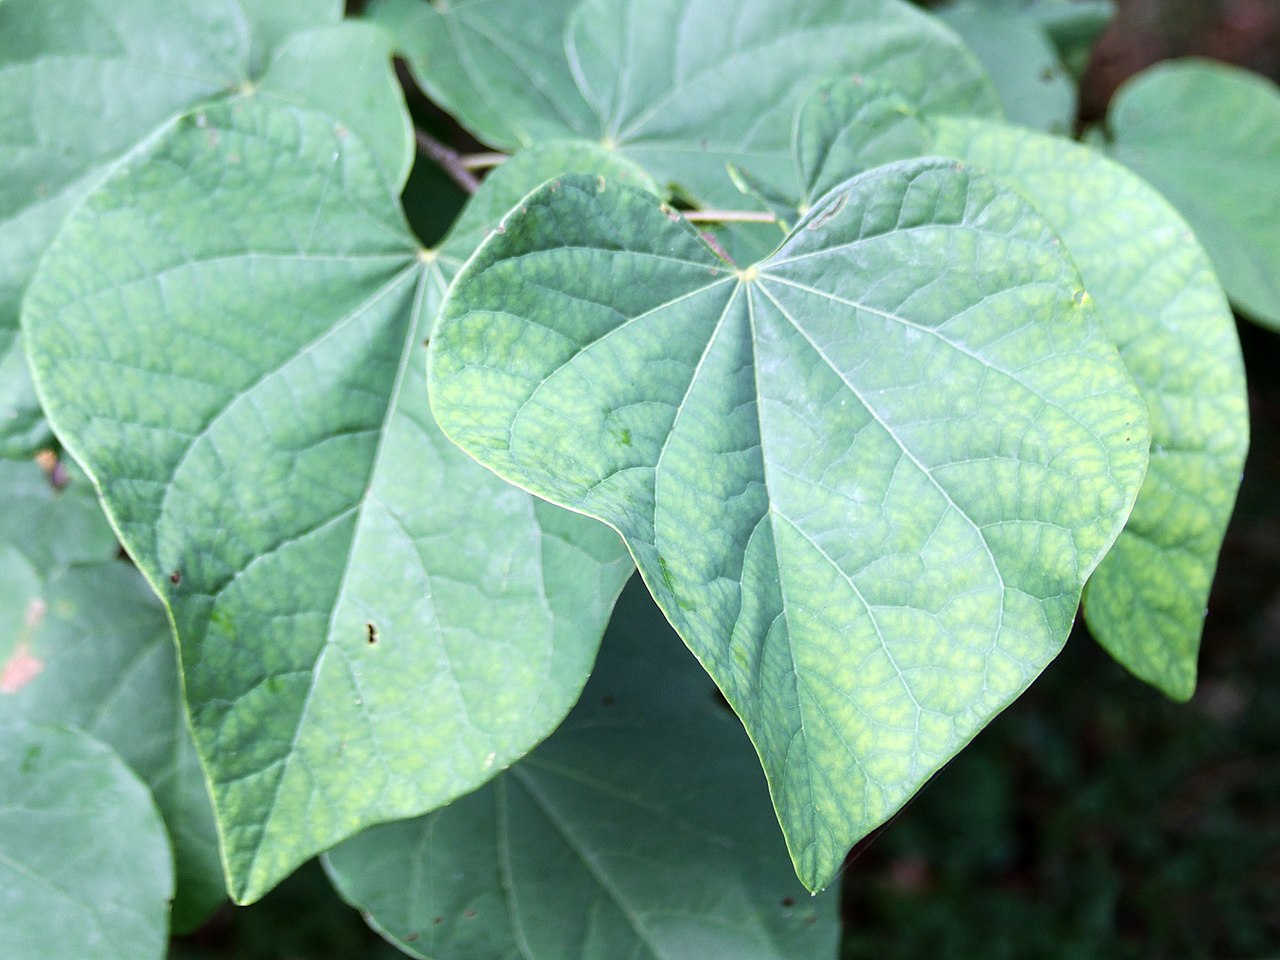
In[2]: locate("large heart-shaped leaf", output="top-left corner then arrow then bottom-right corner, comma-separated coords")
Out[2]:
325,578 -> 837,960
377,0 -> 1000,206
24,100 -> 633,902
0,0 -> 410,455
1100,59 -> 1280,329
930,117 -> 1249,701
0,723 -> 173,960
428,163 -> 1150,891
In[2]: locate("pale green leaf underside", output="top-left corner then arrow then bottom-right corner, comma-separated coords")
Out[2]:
429,164 -> 1150,890
325,578 -> 837,960
24,100 -> 631,903
377,0 -> 1000,206
0,723 -> 173,960
1102,59 -> 1280,329
934,2 -> 1075,134
931,117 -> 1249,700
1,0 -> 410,452
0,563 -> 223,931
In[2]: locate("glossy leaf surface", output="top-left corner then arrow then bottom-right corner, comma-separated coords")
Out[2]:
0,723 -> 173,960
24,100 -> 632,903
931,117 -> 1249,700
377,0 -> 999,205
429,163 -> 1151,890
325,578 -> 837,960
1103,59 -> 1280,328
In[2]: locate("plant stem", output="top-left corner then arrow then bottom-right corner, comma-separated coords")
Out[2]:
461,152 -> 509,170
681,209 -> 778,223
414,128 -> 480,193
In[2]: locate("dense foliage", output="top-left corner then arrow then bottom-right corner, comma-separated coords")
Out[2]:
2,0 -> 1278,956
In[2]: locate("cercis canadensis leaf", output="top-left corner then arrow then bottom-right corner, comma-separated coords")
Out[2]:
0,723 -> 174,960
929,117 -> 1249,701
0,562 -> 224,932
0,0 -> 409,455
23,99 -> 632,903
325,578 -> 837,960
376,0 -> 1000,206
1101,59 -> 1280,329
428,163 -> 1151,891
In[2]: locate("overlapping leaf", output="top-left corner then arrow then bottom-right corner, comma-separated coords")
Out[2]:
930,118 -> 1249,700
0,0 -> 407,455
0,723 -> 173,960
429,162 -> 1150,890
325,578 -> 837,960
0,459 -> 221,929
24,101 -> 635,902
375,0 -> 1000,205
933,1 -> 1076,133
1100,59 -> 1280,329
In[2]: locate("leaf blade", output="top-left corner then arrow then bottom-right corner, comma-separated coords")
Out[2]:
429,163 -> 1151,890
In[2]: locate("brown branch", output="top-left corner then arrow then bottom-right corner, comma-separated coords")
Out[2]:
414,128 -> 480,193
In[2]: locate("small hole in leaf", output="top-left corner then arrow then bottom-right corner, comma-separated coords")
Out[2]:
463,909 -> 477,920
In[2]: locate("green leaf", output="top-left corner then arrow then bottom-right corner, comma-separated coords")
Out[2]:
933,2 -> 1076,134
235,0 -> 343,73
368,0 -> 593,150
793,78 -> 929,208
0,722 -> 173,960
256,21 -> 414,190
928,118 -> 1249,700
0,0 -> 248,455
1101,59 -> 1280,329
0,459 -> 117,572
428,163 -> 1151,891
0,564 -> 223,931
0,458 -> 222,928
25,99 -> 633,903
325,578 -> 838,960
1,0 -> 410,454
1027,0 -> 1114,77
380,0 -> 1000,205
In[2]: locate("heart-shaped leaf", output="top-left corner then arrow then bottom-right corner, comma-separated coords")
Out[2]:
0,723 -> 173,960
325,578 -> 838,960
1100,59 -> 1280,329
0,0 -> 410,457
378,0 -> 1000,206
24,100 -> 634,902
428,163 -> 1150,891
930,117 -> 1249,700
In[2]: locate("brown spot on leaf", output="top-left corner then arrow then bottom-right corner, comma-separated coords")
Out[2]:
463,909 -> 477,919
366,622 -> 379,645
169,571 -> 182,585
2,642 -> 43,694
